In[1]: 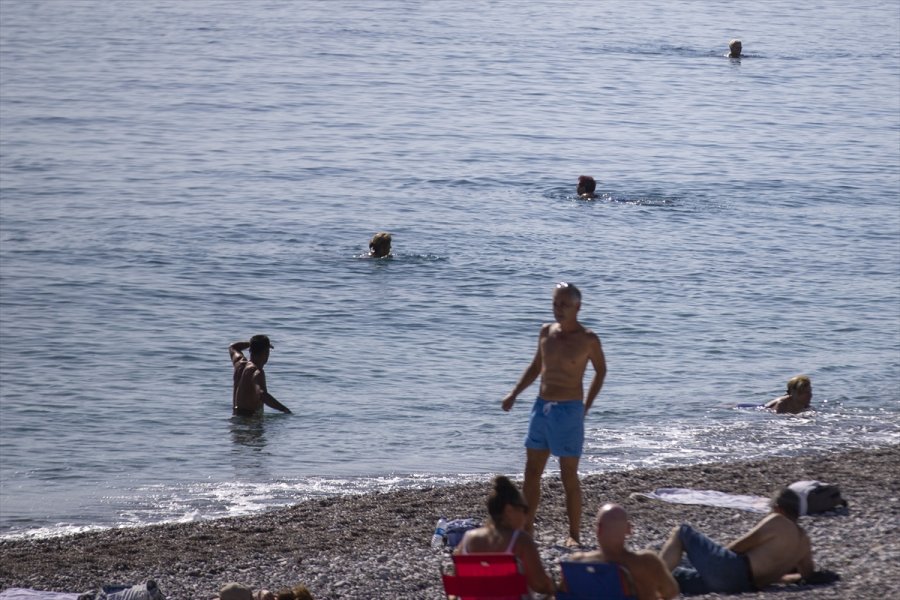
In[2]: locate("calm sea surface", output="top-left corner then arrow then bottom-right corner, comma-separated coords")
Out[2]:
1,0 -> 898,538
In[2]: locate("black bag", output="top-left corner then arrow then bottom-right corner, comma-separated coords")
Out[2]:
806,483 -> 847,513
789,480 -> 847,514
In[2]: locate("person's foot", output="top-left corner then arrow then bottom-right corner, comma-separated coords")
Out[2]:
565,536 -> 581,548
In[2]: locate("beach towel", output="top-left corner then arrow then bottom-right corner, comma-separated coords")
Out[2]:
631,488 -> 771,513
0,590 -> 80,600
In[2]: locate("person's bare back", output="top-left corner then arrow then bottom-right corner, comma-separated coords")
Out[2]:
229,336 -> 291,416
623,551 -> 681,600
729,513 -> 813,587
232,359 -> 265,414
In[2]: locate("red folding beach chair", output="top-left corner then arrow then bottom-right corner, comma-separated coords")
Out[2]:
441,553 -> 529,600
556,561 -> 637,600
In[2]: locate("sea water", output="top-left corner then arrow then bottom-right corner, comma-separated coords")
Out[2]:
1,0 -> 898,538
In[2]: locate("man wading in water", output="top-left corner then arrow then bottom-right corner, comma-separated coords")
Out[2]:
230,334 -> 292,416
502,282 -> 607,547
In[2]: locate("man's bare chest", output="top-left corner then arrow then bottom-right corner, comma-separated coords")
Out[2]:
542,334 -> 589,364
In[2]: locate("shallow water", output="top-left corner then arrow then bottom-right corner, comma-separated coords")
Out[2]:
1,0 -> 898,538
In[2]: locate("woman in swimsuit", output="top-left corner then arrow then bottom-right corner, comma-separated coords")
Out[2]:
454,475 -> 555,597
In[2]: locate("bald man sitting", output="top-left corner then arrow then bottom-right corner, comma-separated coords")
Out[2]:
564,504 -> 679,600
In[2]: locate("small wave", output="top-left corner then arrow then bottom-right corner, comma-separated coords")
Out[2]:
353,252 -> 448,262
0,474 -> 491,540
542,186 -> 678,207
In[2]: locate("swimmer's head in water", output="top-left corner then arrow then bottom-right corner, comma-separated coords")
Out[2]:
369,232 -> 392,258
786,374 -> 812,406
577,175 -> 597,197
729,39 -> 742,57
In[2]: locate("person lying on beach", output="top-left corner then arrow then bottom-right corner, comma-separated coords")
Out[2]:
230,335 -> 292,416
577,175 -> 597,199
368,231 -> 392,257
660,487 -> 814,595
728,39 -> 742,58
217,582 -> 275,600
453,475 -> 556,596
564,503 -> 679,599
764,375 -> 813,414
501,282 -> 607,547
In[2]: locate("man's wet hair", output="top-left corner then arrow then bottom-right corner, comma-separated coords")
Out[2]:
249,334 -> 273,355
787,375 -> 811,395
555,281 -> 582,303
369,232 -> 392,258
771,487 -> 801,520
577,175 -> 596,195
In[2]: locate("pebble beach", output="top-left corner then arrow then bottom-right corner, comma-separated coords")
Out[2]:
1,445 -> 897,599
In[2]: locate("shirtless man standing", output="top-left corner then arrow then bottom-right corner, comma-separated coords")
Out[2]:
660,488 -> 815,595
566,504 -> 679,599
502,282 -> 607,546
230,335 -> 292,416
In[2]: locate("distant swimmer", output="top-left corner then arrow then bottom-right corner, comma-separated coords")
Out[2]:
728,39 -> 743,58
502,282 -> 607,547
577,175 -> 597,199
369,232 -> 392,258
229,335 -> 292,416
764,375 -> 812,414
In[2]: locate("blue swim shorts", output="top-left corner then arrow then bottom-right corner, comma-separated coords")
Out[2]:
524,397 -> 584,457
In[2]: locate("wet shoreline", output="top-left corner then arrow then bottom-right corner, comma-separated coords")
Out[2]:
1,445 -> 897,599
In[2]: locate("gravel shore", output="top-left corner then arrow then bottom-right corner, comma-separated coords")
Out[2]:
1,445 -> 897,599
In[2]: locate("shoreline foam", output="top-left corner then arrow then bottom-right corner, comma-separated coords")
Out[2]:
1,445 -> 897,599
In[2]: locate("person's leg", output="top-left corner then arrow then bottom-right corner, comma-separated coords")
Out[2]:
523,399 -> 552,536
523,448 -> 550,535
558,455 -> 582,545
661,527 -> 710,595
671,567 -> 709,596
547,401 -> 585,545
676,524 -> 753,593
660,525 -> 684,570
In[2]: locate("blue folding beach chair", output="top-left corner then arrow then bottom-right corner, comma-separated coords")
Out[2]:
556,561 -> 637,600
